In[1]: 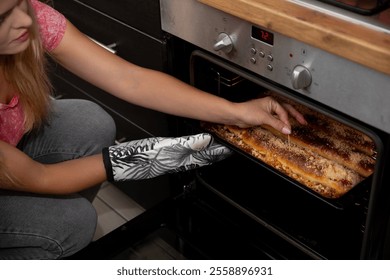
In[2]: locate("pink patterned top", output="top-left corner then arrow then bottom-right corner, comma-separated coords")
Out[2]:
0,0 -> 67,146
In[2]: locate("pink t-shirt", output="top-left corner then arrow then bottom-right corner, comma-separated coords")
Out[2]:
0,0 -> 66,146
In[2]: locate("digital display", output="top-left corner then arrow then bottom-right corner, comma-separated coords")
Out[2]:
251,26 -> 274,46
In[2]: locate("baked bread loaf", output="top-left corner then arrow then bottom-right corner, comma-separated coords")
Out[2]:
201,95 -> 376,199
261,122 -> 375,177
266,92 -> 377,157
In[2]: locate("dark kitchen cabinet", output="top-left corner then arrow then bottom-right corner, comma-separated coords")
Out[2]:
70,0 -> 164,39
50,0 -> 174,208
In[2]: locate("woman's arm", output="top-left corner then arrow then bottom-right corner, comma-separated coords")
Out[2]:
0,141 -> 106,194
0,133 -> 229,194
51,21 -> 306,133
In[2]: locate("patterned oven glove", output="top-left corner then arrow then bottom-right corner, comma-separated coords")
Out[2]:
102,133 -> 232,182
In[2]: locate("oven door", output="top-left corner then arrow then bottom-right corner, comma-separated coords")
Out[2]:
69,50 -> 385,260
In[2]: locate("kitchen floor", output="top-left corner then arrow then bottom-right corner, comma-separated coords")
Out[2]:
92,181 -> 145,241
90,182 -> 186,259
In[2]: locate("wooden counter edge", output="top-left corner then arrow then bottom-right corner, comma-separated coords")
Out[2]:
199,0 -> 390,76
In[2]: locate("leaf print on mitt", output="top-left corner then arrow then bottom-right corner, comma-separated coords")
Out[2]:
102,133 -> 232,182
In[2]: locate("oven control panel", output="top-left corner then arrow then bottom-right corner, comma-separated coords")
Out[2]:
160,0 -> 390,133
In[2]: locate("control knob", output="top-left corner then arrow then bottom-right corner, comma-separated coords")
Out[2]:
213,33 -> 234,54
291,65 -> 312,89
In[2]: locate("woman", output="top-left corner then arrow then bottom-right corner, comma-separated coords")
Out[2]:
0,0 -> 306,259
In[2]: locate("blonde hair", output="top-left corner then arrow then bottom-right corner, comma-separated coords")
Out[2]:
0,0 -> 52,132
0,0 -> 52,188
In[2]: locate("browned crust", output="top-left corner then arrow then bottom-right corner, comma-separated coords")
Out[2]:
265,91 -> 377,157
201,122 -> 368,199
261,123 -> 375,177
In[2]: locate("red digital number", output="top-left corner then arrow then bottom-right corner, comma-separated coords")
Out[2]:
261,31 -> 269,41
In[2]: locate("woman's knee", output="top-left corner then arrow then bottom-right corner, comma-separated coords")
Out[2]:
72,99 -> 116,147
53,99 -> 116,152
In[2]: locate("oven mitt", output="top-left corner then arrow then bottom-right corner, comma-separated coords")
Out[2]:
102,133 -> 232,182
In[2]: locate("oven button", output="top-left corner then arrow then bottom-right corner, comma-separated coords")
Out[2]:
267,64 -> 273,71
250,48 -> 257,55
213,33 -> 234,53
259,51 -> 265,58
291,65 -> 312,89
267,54 -> 274,61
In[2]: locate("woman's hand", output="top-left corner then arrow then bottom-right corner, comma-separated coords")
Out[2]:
232,96 -> 307,134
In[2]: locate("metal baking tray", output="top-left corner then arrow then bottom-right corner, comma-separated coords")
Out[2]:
203,129 -> 372,210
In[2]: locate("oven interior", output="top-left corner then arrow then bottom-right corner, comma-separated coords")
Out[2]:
70,49 -> 387,260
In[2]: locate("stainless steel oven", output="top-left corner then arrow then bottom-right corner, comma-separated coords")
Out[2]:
70,0 -> 390,260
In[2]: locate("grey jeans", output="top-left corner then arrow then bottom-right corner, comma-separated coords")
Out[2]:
0,99 -> 116,259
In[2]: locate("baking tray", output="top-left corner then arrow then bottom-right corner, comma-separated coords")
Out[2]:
205,130 -> 372,211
